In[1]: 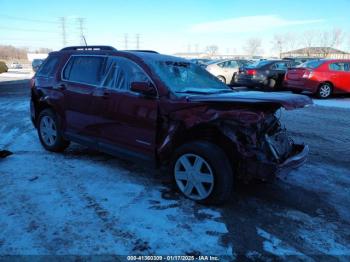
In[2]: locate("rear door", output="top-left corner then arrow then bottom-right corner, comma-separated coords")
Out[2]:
60,55 -> 108,139
271,61 -> 289,86
221,60 -> 239,83
329,62 -> 350,92
90,56 -> 158,160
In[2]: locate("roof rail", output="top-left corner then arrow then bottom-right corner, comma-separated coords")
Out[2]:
126,50 -> 159,54
60,45 -> 117,51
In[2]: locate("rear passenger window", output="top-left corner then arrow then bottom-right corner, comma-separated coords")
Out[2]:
37,56 -> 59,77
272,62 -> 288,70
63,56 -> 107,85
102,57 -> 150,91
329,63 -> 348,72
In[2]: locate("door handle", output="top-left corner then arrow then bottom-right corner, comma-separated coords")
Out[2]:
93,90 -> 110,99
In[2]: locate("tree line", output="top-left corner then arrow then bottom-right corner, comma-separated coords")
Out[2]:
0,45 -> 52,60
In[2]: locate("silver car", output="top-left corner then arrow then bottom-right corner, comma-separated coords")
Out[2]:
206,59 -> 248,84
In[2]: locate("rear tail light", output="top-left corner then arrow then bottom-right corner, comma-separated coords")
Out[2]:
302,70 -> 313,79
246,69 -> 257,76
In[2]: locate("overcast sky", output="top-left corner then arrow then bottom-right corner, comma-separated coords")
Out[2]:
0,0 -> 349,56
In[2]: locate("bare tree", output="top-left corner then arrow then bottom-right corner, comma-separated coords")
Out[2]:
244,38 -> 262,57
205,45 -> 219,56
301,30 -> 317,57
318,28 -> 343,57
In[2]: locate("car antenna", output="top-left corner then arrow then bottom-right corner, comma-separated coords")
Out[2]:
82,36 -> 87,47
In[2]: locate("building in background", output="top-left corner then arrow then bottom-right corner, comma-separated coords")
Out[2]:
281,47 -> 350,59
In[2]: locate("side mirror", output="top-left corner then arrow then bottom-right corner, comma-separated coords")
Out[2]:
130,82 -> 156,96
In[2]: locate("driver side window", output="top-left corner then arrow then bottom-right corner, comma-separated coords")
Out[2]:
102,57 -> 150,91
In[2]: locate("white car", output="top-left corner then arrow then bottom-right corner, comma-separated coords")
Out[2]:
10,61 -> 23,69
206,59 -> 249,84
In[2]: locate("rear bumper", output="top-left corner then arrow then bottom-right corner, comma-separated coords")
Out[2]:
236,75 -> 266,87
284,79 -> 318,93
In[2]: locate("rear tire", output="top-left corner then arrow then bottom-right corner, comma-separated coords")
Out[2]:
217,76 -> 226,84
267,78 -> 276,89
37,109 -> 70,152
317,83 -> 332,98
170,141 -> 234,205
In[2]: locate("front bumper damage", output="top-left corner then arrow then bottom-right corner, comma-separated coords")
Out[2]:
239,143 -> 309,181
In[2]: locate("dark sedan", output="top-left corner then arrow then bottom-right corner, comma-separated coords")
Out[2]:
236,60 -> 292,89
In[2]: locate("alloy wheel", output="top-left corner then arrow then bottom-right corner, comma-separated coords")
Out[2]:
174,153 -> 214,200
40,115 -> 57,146
319,84 -> 331,98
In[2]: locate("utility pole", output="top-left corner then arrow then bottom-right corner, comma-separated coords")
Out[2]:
124,34 -> 128,49
60,17 -> 67,47
136,33 -> 140,50
77,17 -> 85,45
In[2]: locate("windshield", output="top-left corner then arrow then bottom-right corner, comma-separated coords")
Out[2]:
300,60 -> 323,69
150,60 -> 231,94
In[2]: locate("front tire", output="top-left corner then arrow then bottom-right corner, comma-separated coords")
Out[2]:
37,109 -> 69,152
317,83 -> 332,98
170,141 -> 234,204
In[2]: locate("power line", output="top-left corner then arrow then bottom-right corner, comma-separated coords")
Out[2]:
0,26 -> 56,33
0,14 -> 58,24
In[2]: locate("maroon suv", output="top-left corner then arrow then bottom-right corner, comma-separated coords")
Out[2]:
30,46 -> 312,204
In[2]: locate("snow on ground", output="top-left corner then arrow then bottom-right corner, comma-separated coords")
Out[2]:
0,97 -> 233,256
1,86 -> 350,258
0,69 -> 33,81
312,98 -> 350,109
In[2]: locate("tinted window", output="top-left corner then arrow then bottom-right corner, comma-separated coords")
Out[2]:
272,62 -> 289,70
329,62 -> 350,72
248,60 -> 272,68
301,60 -> 323,69
63,56 -> 107,85
102,57 -> 150,90
37,56 -> 59,77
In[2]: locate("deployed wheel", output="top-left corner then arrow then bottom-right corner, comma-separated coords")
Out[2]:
317,83 -> 332,98
217,76 -> 226,84
37,109 -> 69,152
171,141 -> 233,204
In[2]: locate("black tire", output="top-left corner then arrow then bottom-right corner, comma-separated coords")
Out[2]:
217,75 -> 226,84
231,73 -> 238,84
267,78 -> 276,89
37,109 -> 70,152
317,83 -> 333,99
170,141 -> 234,205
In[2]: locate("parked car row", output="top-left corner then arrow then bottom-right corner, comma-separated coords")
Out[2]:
201,57 -> 350,98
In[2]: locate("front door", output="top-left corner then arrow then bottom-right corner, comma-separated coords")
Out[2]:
89,56 -> 158,159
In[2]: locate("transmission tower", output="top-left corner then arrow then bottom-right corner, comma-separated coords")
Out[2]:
60,17 -> 67,47
77,18 -> 86,45
136,33 -> 140,50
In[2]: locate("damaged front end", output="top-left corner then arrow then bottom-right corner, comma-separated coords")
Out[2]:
219,112 -> 308,181
158,103 -> 309,182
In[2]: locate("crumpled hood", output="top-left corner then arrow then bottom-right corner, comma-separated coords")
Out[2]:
186,91 -> 313,110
